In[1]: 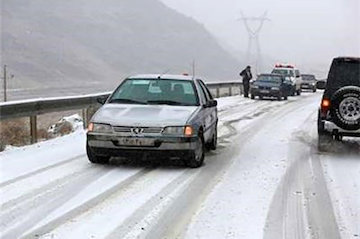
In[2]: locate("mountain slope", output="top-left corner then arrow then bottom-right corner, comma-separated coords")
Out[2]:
1,0 -> 242,90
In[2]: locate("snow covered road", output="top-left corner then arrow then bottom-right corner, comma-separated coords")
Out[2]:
1,93 -> 359,239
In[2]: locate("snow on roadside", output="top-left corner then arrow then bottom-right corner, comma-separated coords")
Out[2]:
0,129 -> 86,184
321,154 -> 360,238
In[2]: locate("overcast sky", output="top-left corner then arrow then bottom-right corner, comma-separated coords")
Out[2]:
161,0 -> 360,77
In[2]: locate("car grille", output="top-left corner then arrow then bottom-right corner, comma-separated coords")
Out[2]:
113,126 -> 163,134
259,86 -> 271,90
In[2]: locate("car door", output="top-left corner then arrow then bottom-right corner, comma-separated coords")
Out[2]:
197,80 -> 217,142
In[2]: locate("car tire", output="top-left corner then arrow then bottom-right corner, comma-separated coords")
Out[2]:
207,125 -> 217,150
330,86 -> 360,131
251,94 -> 255,100
313,88 -> 317,93
284,95 -> 288,100
297,89 -> 301,95
317,111 -> 333,151
187,134 -> 205,168
277,93 -> 282,101
86,143 -> 110,164
259,95 -> 263,100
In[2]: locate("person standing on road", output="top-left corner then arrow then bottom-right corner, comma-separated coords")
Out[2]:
240,65 -> 253,98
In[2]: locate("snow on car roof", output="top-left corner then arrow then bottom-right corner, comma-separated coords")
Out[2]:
128,74 -> 196,81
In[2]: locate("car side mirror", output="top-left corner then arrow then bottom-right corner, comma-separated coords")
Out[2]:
97,96 -> 108,105
316,80 -> 326,90
204,99 -> 217,108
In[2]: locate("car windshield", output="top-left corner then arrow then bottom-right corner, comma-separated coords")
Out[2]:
272,69 -> 294,77
302,75 -> 316,81
257,75 -> 282,84
108,78 -> 199,106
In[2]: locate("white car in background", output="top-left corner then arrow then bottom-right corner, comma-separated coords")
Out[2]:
272,64 -> 302,96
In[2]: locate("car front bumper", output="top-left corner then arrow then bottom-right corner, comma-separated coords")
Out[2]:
250,88 -> 281,97
301,84 -> 315,89
87,133 -> 200,157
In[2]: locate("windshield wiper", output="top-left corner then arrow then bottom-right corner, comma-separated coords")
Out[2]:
147,100 -> 188,106
109,98 -> 146,104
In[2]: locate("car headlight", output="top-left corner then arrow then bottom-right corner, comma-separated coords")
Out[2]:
252,85 -> 259,89
271,87 -> 280,90
88,123 -> 113,133
162,126 -> 194,136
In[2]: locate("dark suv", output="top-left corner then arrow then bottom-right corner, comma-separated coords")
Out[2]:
318,57 -> 360,149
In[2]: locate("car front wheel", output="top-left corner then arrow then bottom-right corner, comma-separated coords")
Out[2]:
86,143 -> 110,164
187,134 -> 205,168
206,125 -> 217,150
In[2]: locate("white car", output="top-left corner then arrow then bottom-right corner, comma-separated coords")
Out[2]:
271,64 -> 302,96
87,74 -> 218,168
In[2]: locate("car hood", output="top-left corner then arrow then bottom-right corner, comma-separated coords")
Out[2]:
92,103 -> 199,127
253,81 -> 280,87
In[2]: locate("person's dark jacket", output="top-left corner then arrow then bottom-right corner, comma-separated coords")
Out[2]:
240,68 -> 253,82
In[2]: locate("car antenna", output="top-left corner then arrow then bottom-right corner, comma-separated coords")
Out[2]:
158,69 -> 170,79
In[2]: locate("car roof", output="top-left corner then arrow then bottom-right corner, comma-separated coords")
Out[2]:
333,57 -> 360,62
127,74 -> 196,81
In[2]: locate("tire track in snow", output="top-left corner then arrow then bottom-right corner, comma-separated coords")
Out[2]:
142,97 -> 309,239
19,168 -> 151,239
264,111 -> 341,239
0,165 -> 113,239
0,154 -> 85,188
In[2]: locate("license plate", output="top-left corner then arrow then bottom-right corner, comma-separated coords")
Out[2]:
117,138 -> 155,146
260,90 -> 270,93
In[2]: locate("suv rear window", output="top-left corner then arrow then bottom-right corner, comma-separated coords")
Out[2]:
325,58 -> 360,97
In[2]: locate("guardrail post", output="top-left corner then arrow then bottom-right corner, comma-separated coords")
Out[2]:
82,108 -> 88,129
229,86 -> 232,96
30,115 -> 37,144
216,87 -> 220,98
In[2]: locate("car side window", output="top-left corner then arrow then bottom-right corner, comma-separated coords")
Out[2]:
196,80 -> 207,104
198,80 -> 213,101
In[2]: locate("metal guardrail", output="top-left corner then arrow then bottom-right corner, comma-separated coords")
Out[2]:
0,81 -> 242,144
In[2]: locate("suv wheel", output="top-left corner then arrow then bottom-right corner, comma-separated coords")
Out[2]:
86,143 -> 110,164
330,86 -> 360,131
187,134 -> 205,168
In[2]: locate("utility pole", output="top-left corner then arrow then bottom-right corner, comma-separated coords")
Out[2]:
238,11 -> 270,73
2,65 -> 14,102
3,65 -> 7,102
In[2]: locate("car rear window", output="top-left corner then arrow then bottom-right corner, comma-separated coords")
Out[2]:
109,79 -> 199,106
325,59 -> 360,97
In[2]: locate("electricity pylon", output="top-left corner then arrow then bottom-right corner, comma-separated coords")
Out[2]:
238,11 -> 270,73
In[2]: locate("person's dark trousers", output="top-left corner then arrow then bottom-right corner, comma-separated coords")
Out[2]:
243,81 -> 250,97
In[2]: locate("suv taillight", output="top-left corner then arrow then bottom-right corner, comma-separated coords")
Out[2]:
321,98 -> 331,114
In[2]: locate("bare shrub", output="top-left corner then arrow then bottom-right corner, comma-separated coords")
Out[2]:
0,118 -> 30,151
